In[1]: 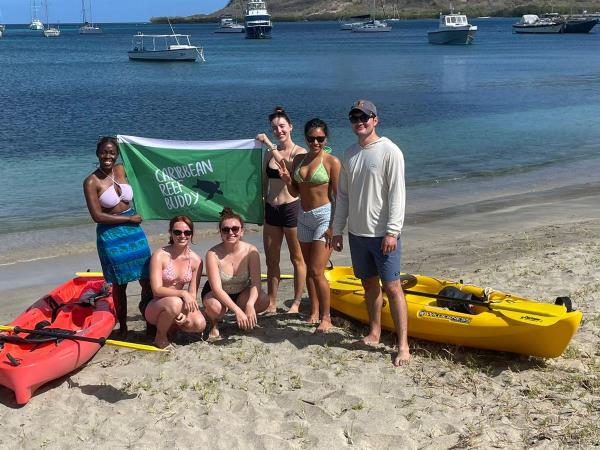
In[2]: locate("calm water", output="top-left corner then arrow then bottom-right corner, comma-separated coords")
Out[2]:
2,19 -> 600,239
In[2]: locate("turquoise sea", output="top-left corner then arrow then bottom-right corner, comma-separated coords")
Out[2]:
1,19 -> 600,261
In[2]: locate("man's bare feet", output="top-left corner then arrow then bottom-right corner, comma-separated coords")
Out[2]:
315,317 -> 332,333
287,300 -> 301,314
394,346 -> 411,366
360,333 -> 380,346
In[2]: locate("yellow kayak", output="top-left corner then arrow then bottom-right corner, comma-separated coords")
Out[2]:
325,266 -> 582,358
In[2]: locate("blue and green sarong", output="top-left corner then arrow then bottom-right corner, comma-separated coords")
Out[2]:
96,209 -> 151,285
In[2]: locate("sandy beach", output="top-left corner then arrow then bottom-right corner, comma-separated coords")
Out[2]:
1,184 -> 599,448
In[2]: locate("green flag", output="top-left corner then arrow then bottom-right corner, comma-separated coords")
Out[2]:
117,135 -> 264,224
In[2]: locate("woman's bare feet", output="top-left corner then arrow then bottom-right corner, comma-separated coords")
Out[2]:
208,323 -> 220,339
315,316 -> 332,333
287,300 -> 301,314
306,314 -> 320,324
154,336 -> 171,349
259,305 -> 277,316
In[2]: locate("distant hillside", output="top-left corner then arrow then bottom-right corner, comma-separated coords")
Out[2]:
152,0 -> 600,22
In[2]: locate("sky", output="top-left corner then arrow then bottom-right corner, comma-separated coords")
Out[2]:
0,0 -> 229,24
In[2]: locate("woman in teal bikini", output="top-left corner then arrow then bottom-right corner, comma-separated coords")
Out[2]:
279,119 -> 341,332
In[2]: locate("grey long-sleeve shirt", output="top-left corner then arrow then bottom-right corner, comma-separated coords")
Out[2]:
332,136 -> 405,237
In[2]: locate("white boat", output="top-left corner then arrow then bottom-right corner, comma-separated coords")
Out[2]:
128,33 -> 205,62
512,14 -> 564,33
0,24 -> 5,38
43,26 -> 60,37
215,16 -> 245,33
29,0 -> 44,30
351,19 -> 392,32
245,0 -> 272,39
43,1 -> 60,37
79,0 -> 101,34
428,11 -> 477,44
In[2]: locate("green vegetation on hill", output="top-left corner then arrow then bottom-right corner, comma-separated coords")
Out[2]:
151,0 -> 600,23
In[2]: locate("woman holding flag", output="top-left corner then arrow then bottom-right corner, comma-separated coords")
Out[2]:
83,136 -> 152,336
256,106 -> 307,315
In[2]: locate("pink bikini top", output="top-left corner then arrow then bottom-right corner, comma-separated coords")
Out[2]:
98,172 -> 134,209
162,248 -> 193,288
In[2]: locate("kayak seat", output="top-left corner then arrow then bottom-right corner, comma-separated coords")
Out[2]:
437,287 -> 479,314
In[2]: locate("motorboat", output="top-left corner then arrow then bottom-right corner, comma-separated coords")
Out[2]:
215,16 -> 245,33
351,19 -> 391,32
340,14 -> 371,30
512,14 -> 564,33
428,11 -> 477,44
244,0 -> 272,39
128,33 -> 205,62
79,0 -> 102,34
0,24 -> 4,38
29,19 -> 44,31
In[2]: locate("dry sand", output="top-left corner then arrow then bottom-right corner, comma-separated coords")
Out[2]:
0,186 -> 599,449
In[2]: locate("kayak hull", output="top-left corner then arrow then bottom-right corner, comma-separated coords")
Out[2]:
0,275 -> 116,404
326,267 -> 582,358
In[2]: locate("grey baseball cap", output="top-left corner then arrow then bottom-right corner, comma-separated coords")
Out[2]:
349,100 -> 377,117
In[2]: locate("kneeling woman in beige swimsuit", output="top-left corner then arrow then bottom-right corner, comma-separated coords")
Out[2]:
143,216 -> 206,348
202,208 -> 270,338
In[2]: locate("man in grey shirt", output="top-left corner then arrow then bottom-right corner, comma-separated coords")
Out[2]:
331,100 -> 410,366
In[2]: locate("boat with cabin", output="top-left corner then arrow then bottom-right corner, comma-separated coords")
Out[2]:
351,19 -> 391,32
0,24 -> 5,38
512,14 -> 564,33
428,10 -> 477,44
244,0 -> 272,39
29,0 -> 44,30
79,0 -> 101,34
128,33 -> 205,62
215,16 -> 245,33
43,1 -> 60,37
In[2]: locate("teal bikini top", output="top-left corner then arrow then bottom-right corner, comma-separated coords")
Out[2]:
293,154 -> 330,185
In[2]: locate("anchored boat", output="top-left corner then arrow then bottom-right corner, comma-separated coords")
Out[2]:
428,10 -> 477,44
128,32 -> 205,62
513,14 -> 565,33
244,0 -> 272,39
326,266 -> 582,358
0,274 -> 116,404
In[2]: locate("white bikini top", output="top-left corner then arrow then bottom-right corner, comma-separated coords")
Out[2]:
98,171 -> 134,209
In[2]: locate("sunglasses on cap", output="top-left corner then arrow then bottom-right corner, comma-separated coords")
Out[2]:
221,226 -> 241,234
349,114 -> 372,124
172,229 -> 192,236
306,135 -> 326,143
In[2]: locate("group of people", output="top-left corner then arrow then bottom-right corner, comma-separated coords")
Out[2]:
83,99 -> 410,366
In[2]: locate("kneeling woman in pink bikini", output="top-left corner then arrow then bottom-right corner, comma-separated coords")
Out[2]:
202,208 -> 269,338
143,216 -> 206,348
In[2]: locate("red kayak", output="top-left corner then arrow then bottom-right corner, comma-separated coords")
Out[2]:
0,274 -> 116,404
